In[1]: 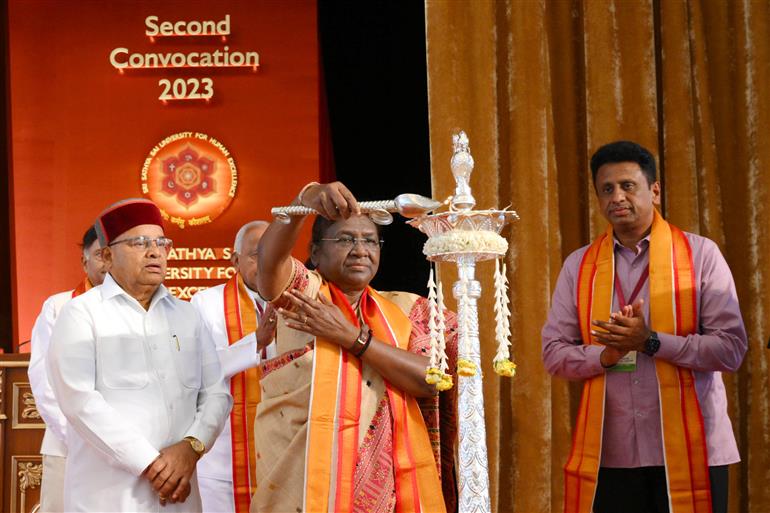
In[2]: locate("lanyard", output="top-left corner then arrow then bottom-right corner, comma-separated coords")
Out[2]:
614,265 -> 649,309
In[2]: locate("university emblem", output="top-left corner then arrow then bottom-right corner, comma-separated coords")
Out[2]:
162,147 -> 215,206
141,132 -> 237,228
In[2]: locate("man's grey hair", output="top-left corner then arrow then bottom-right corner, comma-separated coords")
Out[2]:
233,220 -> 269,254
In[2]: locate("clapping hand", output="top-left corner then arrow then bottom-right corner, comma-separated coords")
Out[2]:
592,300 -> 651,367
597,305 -> 630,367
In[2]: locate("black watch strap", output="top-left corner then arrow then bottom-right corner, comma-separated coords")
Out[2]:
643,331 -> 661,356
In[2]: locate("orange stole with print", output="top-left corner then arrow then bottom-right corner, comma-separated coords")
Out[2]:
223,274 -> 262,513
71,277 -> 92,297
564,209 -> 711,513
304,282 -> 446,513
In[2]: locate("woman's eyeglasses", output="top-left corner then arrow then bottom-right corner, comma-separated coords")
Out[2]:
317,237 -> 384,250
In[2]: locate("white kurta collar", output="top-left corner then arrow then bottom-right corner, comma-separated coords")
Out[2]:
101,273 -> 171,311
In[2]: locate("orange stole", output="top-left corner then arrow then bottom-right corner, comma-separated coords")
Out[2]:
223,275 -> 261,513
304,283 -> 446,513
565,210 -> 711,513
71,277 -> 92,297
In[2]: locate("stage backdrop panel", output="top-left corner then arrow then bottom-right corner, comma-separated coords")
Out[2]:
8,0 -> 319,348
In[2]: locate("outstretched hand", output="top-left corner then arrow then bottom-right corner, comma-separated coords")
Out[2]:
278,289 -> 359,349
299,182 -> 361,220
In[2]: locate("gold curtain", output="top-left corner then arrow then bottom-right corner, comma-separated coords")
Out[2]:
424,0 -> 770,511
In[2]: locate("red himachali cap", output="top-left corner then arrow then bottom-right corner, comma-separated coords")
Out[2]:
94,198 -> 164,246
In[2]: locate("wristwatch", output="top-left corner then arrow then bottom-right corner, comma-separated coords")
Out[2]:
643,331 -> 661,356
184,436 -> 205,457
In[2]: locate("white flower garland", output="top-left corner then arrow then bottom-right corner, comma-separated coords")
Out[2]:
425,266 -> 453,389
426,268 -> 440,370
493,258 -> 516,377
493,258 -> 511,360
423,230 -> 508,257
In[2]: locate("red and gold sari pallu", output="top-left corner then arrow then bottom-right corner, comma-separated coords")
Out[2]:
565,210 -> 711,513
223,275 -> 262,513
304,282 -> 445,513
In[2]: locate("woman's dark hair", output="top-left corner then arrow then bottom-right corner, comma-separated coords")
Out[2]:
310,216 -> 336,246
590,140 -> 657,186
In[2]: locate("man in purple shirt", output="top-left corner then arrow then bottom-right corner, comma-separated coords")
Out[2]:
542,141 -> 746,513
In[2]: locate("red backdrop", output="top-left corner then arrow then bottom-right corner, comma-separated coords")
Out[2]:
8,0 -> 320,347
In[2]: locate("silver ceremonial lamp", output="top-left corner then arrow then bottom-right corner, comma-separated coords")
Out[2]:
406,131 -> 519,513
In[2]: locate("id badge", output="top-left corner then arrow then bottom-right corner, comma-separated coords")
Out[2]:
610,350 -> 637,372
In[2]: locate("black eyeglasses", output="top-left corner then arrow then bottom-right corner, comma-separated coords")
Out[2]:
108,236 -> 173,251
317,237 -> 384,250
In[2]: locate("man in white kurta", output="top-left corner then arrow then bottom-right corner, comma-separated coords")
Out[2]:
48,198 -> 232,512
28,226 -> 108,513
191,221 -> 277,513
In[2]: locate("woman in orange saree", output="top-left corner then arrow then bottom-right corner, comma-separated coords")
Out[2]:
251,182 -> 458,513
